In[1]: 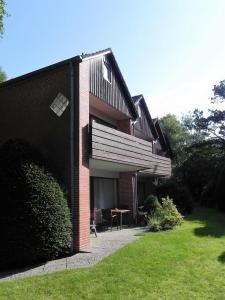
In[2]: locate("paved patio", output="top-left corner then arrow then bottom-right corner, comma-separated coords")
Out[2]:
0,226 -> 145,282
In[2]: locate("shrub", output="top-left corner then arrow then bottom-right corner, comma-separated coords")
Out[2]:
146,212 -> 163,232
146,196 -> 183,231
0,140 -> 72,269
156,179 -> 193,214
143,194 -> 161,214
160,196 -> 183,229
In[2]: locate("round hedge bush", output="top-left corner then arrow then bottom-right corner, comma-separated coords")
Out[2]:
0,140 -> 72,269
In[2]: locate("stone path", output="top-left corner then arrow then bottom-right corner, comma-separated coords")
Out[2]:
0,226 -> 145,282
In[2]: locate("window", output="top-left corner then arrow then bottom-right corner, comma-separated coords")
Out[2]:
103,57 -> 112,83
50,92 -> 69,117
93,178 -> 118,209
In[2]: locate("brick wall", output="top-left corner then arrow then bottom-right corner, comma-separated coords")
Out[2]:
117,119 -> 132,134
73,60 -> 90,251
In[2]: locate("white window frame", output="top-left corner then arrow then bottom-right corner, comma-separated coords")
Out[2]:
102,57 -> 112,84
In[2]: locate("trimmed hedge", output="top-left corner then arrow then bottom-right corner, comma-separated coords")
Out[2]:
0,140 -> 72,269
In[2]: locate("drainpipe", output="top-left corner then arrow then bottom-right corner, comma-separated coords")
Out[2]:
69,61 -> 75,254
133,171 -> 138,224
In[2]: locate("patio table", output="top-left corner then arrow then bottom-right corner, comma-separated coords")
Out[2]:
111,208 -> 130,230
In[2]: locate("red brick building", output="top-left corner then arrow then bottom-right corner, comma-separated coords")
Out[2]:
0,49 -> 171,252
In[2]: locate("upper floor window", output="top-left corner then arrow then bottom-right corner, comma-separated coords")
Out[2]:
103,57 -> 112,83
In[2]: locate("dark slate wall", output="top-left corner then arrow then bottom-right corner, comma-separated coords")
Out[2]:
0,65 -> 71,189
134,102 -> 154,140
89,56 -> 132,118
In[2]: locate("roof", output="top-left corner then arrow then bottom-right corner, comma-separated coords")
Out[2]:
153,118 -> 173,157
132,94 -> 158,139
132,94 -> 142,104
0,49 -> 113,89
0,48 -> 138,120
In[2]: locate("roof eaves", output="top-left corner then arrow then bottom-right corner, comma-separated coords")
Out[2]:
155,120 -> 172,156
81,48 -> 112,61
84,49 -> 138,120
132,94 -> 143,105
0,55 -> 82,89
106,52 -> 138,120
0,48 -> 139,121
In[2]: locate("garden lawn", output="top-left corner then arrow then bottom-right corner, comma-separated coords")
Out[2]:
0,207 -> 225,300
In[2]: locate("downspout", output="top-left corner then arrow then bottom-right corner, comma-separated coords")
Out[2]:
134,171 -> 138,224
69,61 -> 75,254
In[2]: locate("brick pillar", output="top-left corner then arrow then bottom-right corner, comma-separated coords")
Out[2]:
73,60 -> 90,251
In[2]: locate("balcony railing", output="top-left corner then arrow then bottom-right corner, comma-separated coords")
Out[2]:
90,121 -> 171,176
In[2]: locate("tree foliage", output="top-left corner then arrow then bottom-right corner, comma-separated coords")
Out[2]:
0,67 -> 6,83
191,109 -> 225,146
0,0 -> 8,82
160,114 -> 195,166
0,0 -> 8,37
190,80 -> 225,145
211,80 -> 225,103
159,79 -> 225,212
164,80 -> 225,211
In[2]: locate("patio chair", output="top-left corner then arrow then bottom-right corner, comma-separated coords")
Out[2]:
90,209 -> 101,237
102,208 -> 119,231
90,219 -> 97,237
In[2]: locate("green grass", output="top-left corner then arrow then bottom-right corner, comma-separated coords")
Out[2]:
1,207 -> 225,300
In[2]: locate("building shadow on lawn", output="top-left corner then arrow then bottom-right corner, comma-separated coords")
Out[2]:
218,252 -> 225,264
0,261 -> 46,280
0,252 -> 81,281
185,207 -> 225,238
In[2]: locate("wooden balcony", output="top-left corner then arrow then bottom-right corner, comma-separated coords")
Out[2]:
90,121 -> 171,176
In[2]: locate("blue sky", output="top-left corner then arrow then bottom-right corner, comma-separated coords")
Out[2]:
0,0 -> 225,117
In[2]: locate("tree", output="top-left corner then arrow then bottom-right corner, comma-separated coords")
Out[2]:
160,114 -> 194,166
211,80 -> 225,103
0,67 -> 6,82
192,109 -> 225,146
190,80 -> 225,145
177,80 -> 225,208
0,0 -> 8,37
176,141 -> 223,203
0,1 -> 8,83
160,81 -> 225,211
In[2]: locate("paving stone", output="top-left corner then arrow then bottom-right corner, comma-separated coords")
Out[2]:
0,226 -> 145,282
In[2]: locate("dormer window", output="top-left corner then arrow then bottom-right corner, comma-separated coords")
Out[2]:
103,57 -> 112,83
